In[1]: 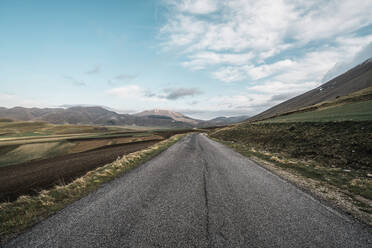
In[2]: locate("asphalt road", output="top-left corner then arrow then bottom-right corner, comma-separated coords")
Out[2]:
4,134 -> 371,247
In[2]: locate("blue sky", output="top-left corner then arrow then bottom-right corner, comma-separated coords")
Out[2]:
1,0 -> 372,119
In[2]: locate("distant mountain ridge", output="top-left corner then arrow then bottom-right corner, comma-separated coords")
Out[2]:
134,109 -> 200,125
200,116 -> 249,127
0,106 -> 247,128
249,58 -> 372,121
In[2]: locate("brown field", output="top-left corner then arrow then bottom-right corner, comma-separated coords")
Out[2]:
0,135 -> 164,167
0,121 -> 194,202
0,139 -> 161,201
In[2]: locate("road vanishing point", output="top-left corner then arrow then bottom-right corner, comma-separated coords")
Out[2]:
4,134 -> 371,247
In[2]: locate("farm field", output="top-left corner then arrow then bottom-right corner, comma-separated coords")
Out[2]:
0,120 -> 192,201
0,120 -> 167,167
0,139 -> 161,201
0,119 -> 130,138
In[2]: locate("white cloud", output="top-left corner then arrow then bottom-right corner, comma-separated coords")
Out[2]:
245,59 -> 295,80
322,40 -> 372,82
183,51 -> 254,70
156,0 -> 372,117
160,15 -> 206,48
212,38 -> 372,84
161,0 -> 372,84
212,67 -> 246,82
161,0 -> 298,53
176,0 -> 218,14
106,85 -> 165,102
292,0 -> 372,43
0,93 -> 46,108
107,85 -> 143,98
247,81 -> 318,94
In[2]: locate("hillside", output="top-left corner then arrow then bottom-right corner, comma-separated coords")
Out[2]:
199,116 -> 249,127
0,107 -> 193,128
249,58 -> 372,121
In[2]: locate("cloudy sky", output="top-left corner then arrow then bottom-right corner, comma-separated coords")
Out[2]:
1,0 -> 372,119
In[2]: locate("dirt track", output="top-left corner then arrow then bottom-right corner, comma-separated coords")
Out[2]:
0,140 -> 160,201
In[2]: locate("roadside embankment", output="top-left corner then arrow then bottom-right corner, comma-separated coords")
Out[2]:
210,122 -> 372,224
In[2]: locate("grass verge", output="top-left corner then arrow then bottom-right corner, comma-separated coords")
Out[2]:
0,134 -> 186,243
209,121 -> 372,225
210,137 -> 372,225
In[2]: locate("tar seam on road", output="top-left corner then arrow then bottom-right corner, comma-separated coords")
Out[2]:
198,134 -> 211,247
202,157 -> 210,247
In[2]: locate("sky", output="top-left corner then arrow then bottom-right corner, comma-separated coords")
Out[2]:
0,0 -> 372,120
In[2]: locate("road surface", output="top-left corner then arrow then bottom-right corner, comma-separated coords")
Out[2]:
4,134 -> 371,247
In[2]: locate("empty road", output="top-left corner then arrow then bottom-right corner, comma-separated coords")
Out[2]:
4,134 -> 371,247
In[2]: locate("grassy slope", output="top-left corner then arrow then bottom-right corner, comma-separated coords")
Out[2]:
261,86 -> 372,123
0,134 -> 186,242
262,100 -> 372,123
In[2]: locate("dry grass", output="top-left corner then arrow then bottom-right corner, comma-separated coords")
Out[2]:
248,155 -> 372,226
210,120 -> 372,225
0,134 -> 185,242
211,137 -> 372,225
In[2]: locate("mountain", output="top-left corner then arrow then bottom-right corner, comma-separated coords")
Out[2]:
0,106 -> 193,128
200,116 -> 249,127
0,106 -> 249,128
249,58 -> 372,121
134,109 -> 200,125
